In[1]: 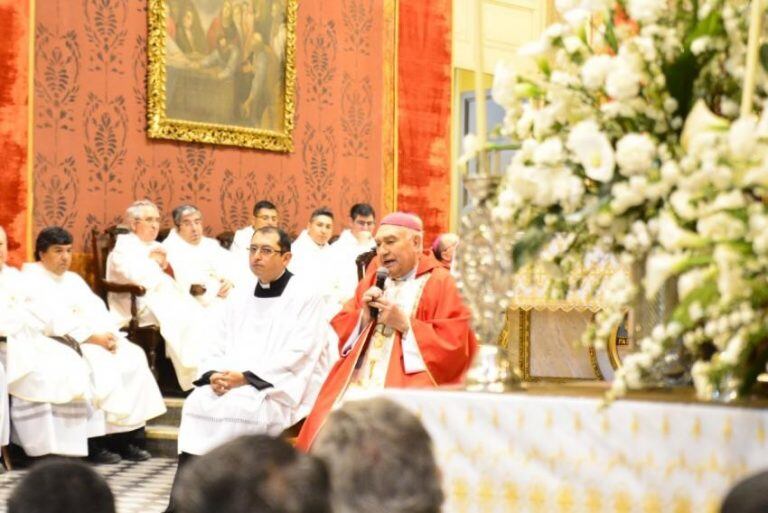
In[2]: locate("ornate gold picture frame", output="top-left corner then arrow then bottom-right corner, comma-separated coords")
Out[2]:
147,0 -> 297,151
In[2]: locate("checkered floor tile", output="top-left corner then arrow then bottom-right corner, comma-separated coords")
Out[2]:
0,458 -> 177,513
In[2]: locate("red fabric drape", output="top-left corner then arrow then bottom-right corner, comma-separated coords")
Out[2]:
396,0 -> 452,244
0,0 -> 30,266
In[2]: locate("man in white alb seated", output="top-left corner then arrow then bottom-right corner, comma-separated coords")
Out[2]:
12,227 -> 166,462
107,199 -> 212,390
162,226 -> 330,513
176,226 -> 329,456
162,204 -> 236,319
0,227 -> 15,451
328,203 -> 376,305
230,200 -> 279,282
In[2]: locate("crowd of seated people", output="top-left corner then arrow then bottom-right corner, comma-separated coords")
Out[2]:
0,197 -> 397,464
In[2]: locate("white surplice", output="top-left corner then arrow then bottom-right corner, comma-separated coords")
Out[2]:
162,230 -> 238,319
0,264 -> 95,456
230,225 -> 256,285
0,265 -> 19,447
177,273 -> 330,455
327,229 -> 375,304
107,232 -> 214,389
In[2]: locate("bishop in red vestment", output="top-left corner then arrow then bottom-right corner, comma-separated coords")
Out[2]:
296,213 -> 477,450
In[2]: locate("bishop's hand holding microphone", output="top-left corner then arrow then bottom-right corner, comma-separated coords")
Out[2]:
361,267 -> 410,333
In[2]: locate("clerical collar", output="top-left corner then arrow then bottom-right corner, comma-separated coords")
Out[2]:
255,270 -> 293,298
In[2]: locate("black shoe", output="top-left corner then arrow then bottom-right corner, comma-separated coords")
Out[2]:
119,444 -> 151,462
89,448 -> 122,465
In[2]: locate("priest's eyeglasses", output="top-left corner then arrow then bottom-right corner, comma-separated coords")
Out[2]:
248,245 -> 284,257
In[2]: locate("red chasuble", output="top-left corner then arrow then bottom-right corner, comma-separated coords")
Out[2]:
296,254 -> 477,450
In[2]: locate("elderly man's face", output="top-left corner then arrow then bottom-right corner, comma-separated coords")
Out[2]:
40,243 -> 73,276
308,215 -> 333,246
0,229 -> 7,269
178,211 -> 204,245
131,206 -> 161,243
249,231 -> 291,283
252,208 -> 279,230
374,225 -> 421,279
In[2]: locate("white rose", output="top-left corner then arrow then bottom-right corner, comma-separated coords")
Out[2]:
563,7 -> 591,26
677,267 -> 711,298
605,64 -> 641,100
563,36 -> 584,54
580,55 -> 613,90
749,212 -> 768,254
566,120 -> 615,182
610,180 -> 645,215
657,211 -> 705,251
544,23 -> 568,40
533,137 -> 565,166
728,115 -> 759,157
681,100 -> 728,152
644,251 -> 685,298
627,0 -> 667,24
518,39 -> 549,57
697,213 -> 746,241
491,60 -> 517,109
690,36 -> 711,55
615,133 -> 656,176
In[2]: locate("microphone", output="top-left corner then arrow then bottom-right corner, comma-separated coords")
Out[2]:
370,267 -> 389,321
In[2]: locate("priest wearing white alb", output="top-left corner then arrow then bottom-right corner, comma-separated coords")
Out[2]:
288,207 -> 336,296
107,199 -> 212,390
230,200 -> 280,282
0,227 -> 15,451
328,203 -> 376,304
162,204 -> 237,318
166,226 -> 330,511
14,227 -> 166,462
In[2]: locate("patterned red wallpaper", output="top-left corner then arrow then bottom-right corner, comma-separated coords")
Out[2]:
33,0 -> 385,251
0,0 -> 30,266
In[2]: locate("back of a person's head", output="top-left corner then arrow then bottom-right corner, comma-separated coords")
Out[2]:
721,470 -> 768,513
175,434 -> 330,513
8,460 -> 115,513
312,398 -> 444,513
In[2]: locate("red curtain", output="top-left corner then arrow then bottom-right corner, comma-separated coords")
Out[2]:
0,0 -> 30,266
396,0 -> 452,245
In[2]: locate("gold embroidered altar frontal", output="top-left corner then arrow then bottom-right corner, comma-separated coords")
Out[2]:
377,388 -> 768,513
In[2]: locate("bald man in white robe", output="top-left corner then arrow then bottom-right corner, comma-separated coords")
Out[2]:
107,200 -> 214,389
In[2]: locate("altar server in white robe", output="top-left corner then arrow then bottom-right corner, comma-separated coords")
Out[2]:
165,226 -> 329,511
0,228 -> 96,459
327,203 -> 376,304
177,226 -> 329,457
0,227 -> 15,449
230,200 -> 280,282
17,227 -> 166,462
162,204 -> 237,319
107,200 -> 212,390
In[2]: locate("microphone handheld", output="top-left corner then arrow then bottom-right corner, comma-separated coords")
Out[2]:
369,267 -> 389,321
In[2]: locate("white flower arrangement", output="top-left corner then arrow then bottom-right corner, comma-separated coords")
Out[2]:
482,0 -> 768,400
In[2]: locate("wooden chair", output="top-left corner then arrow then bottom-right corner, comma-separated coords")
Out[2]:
90,227 -> 167,387
216,230 -> 235,250
355,249 -> 377,281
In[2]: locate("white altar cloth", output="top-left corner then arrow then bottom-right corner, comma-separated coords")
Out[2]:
375,388 -> 768,513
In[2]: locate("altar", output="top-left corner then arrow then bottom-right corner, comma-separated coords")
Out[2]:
377,386 -> 768,513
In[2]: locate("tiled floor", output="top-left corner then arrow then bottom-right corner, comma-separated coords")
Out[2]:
0,458 -> 177,513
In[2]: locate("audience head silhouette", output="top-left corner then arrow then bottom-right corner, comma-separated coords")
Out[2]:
312,397 -> 443,513
174,434 -> 330,513
8,459 -> 116,513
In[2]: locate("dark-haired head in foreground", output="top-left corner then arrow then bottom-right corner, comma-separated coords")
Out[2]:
720,469 -> 768,513
312,397 -> 444,513
175,434 -> 331,513
8,459 -> 115,513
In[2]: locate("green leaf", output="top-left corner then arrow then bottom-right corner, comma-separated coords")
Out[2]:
663,50 -> 698,123
671,277 -> 718,326
760,43 -> 768,73
511,228 -> 553,269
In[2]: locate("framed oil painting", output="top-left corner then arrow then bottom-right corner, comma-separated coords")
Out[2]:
147,0 -> 297,151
